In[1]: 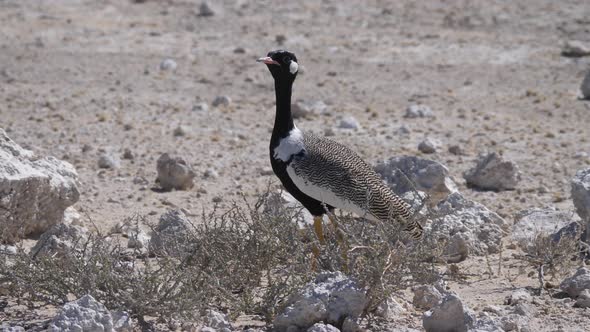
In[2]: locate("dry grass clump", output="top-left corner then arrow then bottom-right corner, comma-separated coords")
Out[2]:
0,191 -> 441,328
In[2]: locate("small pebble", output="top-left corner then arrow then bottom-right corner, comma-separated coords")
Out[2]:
173,125 -> 189,137
338,115 -> 360,129
160,58 -> 177,71
418,137 -> 440,154
324,127 -> 335,136
212,196 -> 223,203
562,40 -> 590,57
203,168 -> 219,179
122,148 -> 134,160
98,154 -> 120,169
192,103 -> 209,112
405,104 -> 434,118
581,70 -> 590,100
198,2 -> 215,17
212,95 -> 231,107
233,47 -> 246,54
448,144 -> 463,155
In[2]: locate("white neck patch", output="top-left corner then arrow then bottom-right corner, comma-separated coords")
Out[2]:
274,126 -> 305,162
289,61 -> 299,74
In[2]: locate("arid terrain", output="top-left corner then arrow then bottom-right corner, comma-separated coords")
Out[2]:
1,0 -> 590,331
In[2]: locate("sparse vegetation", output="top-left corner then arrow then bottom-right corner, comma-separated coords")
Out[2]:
0,191 -> 441,329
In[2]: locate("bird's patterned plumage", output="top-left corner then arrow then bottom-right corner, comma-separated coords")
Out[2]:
285,131 -> 423,239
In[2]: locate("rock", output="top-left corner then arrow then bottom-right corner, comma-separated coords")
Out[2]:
0,325 -> 25,332
405,104 -> 434,118
203,309 -> 232,332
63,206 -> 82,225
265,190 -> 314,228
560,267 -> 590,297
413,285 -> 443,310
506,289 -> 532,305
429,193 -> 508,262
173,125 -> 189,137
338,116 -> 360,129
307,323 -> 340,332
149,209 -> 192,256
198,2 -> 215,17
464,152 -> 521,191
155,153 -> 196,191
98,153 -> 120,169
448,145 -> 464,156
581,70 -> 590,100
394,125 -> 411,136
49,295 -> 114,332
418,137 -> 440,154
422,294 -> 475,332
203,168 -> 219,179
273,272 -> 367,331
375,297 -> 406,320
122,148 -> 134,160
0,128 -> 79,243
192,102 -> 209,112
30,223 -> 89,257
292,100 -> 328,118
575,289 -> 590,308
513,303 -> 536,317
374,156 -> 458,206
212,95 -> 232,107
159,58 -> 177,71
511,208 -> 576,245
127,228 -> 150,251
111,311 -> 133,332
550,221 -> 582,243
562,40 -> 590,57
571,168 -> 590,243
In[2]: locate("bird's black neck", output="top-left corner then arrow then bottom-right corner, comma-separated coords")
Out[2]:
270,79 -> 295,147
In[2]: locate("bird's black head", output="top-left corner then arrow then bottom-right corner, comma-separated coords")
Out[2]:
257,50 -> 299,82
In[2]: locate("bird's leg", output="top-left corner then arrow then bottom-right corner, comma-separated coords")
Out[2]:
327,213 -> 349,273
313,215 -> 325,245
311,216 -> 325,271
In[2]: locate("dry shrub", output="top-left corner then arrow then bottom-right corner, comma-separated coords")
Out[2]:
515,225 -> 583,294
0,191 -> 441,328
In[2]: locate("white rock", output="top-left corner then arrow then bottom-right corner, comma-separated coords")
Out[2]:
413,285 -> 443,310
375,297 -> 406,319
111,311 -> 133,332
464,152 -> 521,191
511,208 -> 576,245
418,137 -> 441,154
575,289 -> 590,308
63,206 -> 82,225
374,156 -> 458,206
30,223 -> 89,257
212,95 -> 232,107
292,100 -> 328,118
173,125 -> 189,137
274,272 -> 367,331
423,294 -> 475,332
98,153 -> 119,169
50,295 -> 114,332
155,153 -> 196,191
0,128 -> 79,243
562,40 -> 590,57
203,309 -> 232,331
264,190 -> 315,228
338,116 -> 360,130
160,58 -> 177,71
127,228 -> 150,250
429,193 -> 508,262
192,102 -> 209,112
204,168 -> 219,179
571,168 -> 590,243
560,267 -> 590,297
405,104 -> 434,118
0,325 -> 25,332
149,209 -> 192,256
307,323 -> 340,332
506,289 -> 532,305
581,70 -> 590,99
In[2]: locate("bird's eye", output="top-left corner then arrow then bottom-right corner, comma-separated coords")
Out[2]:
283,56 -> 291,64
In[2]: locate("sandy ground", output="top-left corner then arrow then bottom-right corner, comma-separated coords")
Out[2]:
1,0 -> 590,330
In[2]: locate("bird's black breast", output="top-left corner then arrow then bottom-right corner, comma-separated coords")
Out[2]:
269,149 -> 332,217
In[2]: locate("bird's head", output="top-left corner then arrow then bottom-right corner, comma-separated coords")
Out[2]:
257,50 -> 299,83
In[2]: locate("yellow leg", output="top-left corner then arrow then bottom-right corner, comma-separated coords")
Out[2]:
313,216 -> 325,245
328,214 -> 349,273
311,244 -> 320,271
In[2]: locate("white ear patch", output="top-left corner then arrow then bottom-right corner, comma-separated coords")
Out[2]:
289,61 -> 299,74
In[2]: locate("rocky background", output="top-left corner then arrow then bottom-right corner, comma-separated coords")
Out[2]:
1,0 -> 590,331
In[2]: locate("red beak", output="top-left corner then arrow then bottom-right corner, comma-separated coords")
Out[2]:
257,56 -> 279,65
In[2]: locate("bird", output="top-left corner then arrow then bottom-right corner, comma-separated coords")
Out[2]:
257,50 -> 423,248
